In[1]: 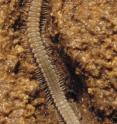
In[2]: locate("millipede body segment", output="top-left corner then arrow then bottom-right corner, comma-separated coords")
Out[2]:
27,0 -> 80,124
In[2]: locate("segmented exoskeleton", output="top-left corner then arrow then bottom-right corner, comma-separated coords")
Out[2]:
27,0 -> 80,124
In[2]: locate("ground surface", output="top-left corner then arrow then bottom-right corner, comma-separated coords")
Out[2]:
48,0 -> 117,123
0,0 -> 116,124
0,0 -> 58,124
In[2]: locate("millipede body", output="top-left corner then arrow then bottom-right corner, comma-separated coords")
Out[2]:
27,0 -> 80,124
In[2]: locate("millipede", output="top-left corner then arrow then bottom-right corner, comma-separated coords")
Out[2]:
27,0 -> 80,124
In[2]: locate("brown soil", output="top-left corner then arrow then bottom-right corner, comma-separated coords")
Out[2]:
0,0 -> 58,124
0,0 -> 117,124
48,0 -> 117,124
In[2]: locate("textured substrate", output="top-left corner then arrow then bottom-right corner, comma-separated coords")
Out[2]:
49,0 -> 117,123
0,0 -> 58,124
